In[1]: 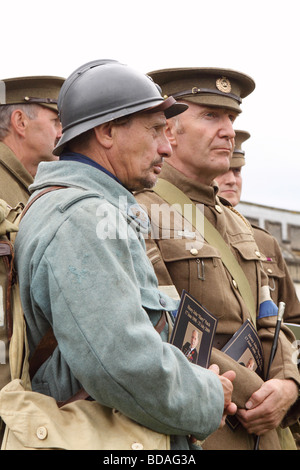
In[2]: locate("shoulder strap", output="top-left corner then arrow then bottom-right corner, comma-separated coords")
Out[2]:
20,186 -> 67,220
153,179 -> 257,326
17,185 -> 90,405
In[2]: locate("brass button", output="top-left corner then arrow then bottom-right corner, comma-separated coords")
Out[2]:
267,268 -> 273,274
215,204 -> 222,213
36,426 -> 48,440
190,248 -> 199,256
232,279 -> 238,289
255,250 -> 261,258
131,442 -> 144,450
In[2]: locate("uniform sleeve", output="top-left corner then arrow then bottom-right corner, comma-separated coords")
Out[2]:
144,235 -> 175,286
257,315 -> 300,384
273,237 -> 300,323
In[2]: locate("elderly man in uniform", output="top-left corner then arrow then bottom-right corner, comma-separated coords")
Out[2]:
14,60 -> 237,450
215,130 -> 300,325
0,75 -> 64,206
135,67 -> 300,450
215,130 -> 300,446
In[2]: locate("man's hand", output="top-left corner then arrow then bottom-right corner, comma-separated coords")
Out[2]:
209,364 -> 237,428
236,378 -> 298,435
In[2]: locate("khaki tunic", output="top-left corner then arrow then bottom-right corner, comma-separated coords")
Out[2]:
249,224 -> 300,324
0,142 -> 32,207
135,162 -> 300,450
249,225 -> 300,447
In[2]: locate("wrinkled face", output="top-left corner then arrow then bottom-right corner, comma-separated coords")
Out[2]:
109,111 -> 172,191
166,101 -> 238,184
26,106 -> 62,162
215,167 -> 243,207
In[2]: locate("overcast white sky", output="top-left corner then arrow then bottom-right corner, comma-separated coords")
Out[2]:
1,0 -> 299,211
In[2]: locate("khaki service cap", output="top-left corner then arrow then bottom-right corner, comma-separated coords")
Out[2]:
147,67 -> 255,113
0,76 -> 65,112
231,130 -> 251,168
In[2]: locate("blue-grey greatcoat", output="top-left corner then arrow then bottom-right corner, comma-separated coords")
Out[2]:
15,157 -> 224,449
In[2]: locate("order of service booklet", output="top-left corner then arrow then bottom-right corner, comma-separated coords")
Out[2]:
221,319 -> 264,431
170,290 -> 218,368
170,291 -> 264,431
221,319 -> 264,378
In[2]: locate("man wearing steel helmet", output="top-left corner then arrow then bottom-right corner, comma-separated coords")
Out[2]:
135,67 -> 300,450
14,60 -> 236,450
0,76 -> 64,206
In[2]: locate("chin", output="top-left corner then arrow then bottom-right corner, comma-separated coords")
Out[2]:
228,197 -> 239,207
129,178 -> 157,192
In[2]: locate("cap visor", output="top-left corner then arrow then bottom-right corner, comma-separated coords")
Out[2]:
146,96 -> 188,118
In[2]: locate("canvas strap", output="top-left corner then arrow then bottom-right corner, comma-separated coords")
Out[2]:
153,179 -> 257,326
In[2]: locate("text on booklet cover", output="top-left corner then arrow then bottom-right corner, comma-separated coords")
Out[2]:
170,290 -> 218,368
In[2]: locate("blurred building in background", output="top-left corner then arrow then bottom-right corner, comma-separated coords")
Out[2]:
237,201 -> 300,299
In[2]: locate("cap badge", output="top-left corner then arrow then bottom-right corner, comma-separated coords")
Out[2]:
216,77 -> 231,94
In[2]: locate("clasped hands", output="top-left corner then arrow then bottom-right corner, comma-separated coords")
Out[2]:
210,364 -> 298,434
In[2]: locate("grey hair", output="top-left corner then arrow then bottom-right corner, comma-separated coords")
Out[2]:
0,104 -> 39,140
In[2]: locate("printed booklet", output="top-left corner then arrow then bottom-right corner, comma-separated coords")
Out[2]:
170,290 -> 218,368
221,319 -> 263,377
221,319 -> 264,430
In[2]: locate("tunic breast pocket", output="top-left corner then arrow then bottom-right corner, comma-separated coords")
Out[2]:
260,261 -> 284,299
230,239 -> 262,306
157,238 -> 227,319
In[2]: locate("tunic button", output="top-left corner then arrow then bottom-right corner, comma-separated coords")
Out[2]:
190,248 -> 199,256
215,204 -> 222,213
267,268 -> 273,274
255,250 -> 261,258
132,442 -> 144,450
159,297 -> 166,307
232,279 -> 238,289
36,426 -> 48,440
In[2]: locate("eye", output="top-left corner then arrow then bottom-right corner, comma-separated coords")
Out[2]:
205,111 -> 216,119
153,122 -> 167,135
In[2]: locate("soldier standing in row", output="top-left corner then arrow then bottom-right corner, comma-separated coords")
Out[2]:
215,130 -> 300,446
0,76 -> 64,206
135,67 -> 300,450
14,60 -> 237,450
215,130 -> 300,325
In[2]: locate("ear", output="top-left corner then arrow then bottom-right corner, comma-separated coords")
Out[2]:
93,122 -> 114,149
10,109 -> 28,137
165,119 -> 178,146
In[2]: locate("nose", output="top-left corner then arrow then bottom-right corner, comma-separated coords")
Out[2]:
227,169 -> 237,184
57,122 -> 63,139
219,116 -> 236,141
158,133 -> 172,159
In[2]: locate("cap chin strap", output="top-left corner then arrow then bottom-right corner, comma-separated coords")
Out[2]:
23,96 -> 58,104
171,87 -> 242,104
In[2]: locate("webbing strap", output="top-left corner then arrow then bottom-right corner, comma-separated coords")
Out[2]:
153,179 -> 257,326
